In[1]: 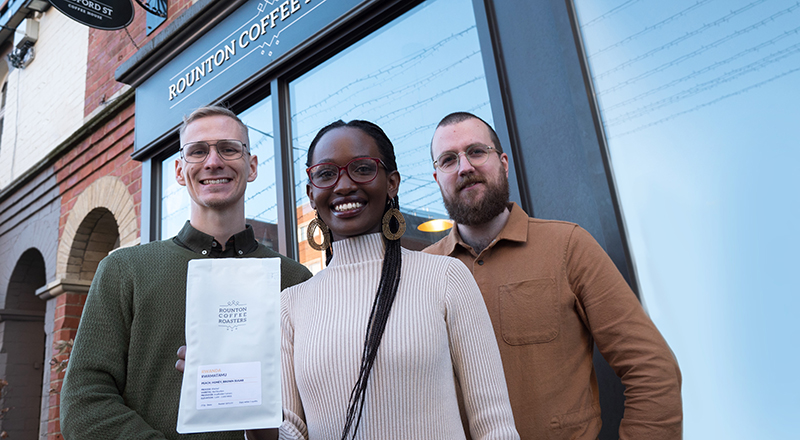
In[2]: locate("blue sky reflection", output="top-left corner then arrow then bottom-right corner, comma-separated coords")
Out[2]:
572,0 -> 800,437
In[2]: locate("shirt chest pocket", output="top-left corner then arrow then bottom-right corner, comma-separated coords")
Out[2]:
499,277 -> 560,345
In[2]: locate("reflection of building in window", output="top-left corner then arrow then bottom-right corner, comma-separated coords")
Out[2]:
297,202 -> 326,274
306,260 -> 321,274
248,218 -> 277,250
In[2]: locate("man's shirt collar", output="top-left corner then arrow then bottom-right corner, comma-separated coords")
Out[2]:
494,202 -> 530,244
173,221 -> 259,257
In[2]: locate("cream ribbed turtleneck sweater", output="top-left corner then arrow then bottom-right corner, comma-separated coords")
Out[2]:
279,233 -> 519,439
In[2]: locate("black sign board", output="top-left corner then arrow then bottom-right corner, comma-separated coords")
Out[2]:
49,0 -> 135,31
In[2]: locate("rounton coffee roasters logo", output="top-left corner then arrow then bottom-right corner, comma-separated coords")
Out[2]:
218,300 -> 248,331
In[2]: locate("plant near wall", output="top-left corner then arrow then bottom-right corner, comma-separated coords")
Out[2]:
48,339 -> 73,394
0,378 -> 11,438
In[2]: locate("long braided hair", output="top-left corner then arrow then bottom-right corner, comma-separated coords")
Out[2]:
306,120 -> 403,440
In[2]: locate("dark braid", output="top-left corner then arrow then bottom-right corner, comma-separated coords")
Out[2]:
307,120 -> 403,440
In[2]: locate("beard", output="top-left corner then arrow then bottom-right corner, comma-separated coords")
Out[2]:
442,169 -> 509,226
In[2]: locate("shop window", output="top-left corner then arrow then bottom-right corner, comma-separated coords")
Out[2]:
572,0 -> 800,437
160,96 -> 279,250
290,0 -> 494,269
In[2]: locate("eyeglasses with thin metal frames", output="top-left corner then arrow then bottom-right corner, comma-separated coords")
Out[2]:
179,140 -> 249,163
306,157 -> 386,189
433,144 -> 498,173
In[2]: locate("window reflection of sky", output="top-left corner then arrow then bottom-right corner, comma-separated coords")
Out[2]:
289,0 -> 493,221
239,98 -> 277,224
573,0 -> 800,437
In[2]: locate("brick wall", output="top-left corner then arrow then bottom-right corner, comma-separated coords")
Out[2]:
44,292 -> 84,440
85,0 -> 196,117
56,104 -> 140,240
44,103 -> 139,440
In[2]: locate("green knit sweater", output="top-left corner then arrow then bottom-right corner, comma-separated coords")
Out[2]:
60,237 -> 311,440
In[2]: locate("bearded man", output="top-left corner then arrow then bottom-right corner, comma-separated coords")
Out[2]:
424,112 -> 682,440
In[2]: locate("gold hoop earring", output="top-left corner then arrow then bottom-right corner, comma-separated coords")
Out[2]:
307,213 -> 331,251
382,208 -> 406,241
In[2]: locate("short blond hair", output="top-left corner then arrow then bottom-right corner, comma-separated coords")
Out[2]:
179,105 -> 249,145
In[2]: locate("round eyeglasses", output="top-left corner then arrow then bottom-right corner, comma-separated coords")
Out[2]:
306,157 -> 386,189
433,144 -> 497,173
180,140 -> 248,163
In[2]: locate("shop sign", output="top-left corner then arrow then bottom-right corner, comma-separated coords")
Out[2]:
135,0 -> 366,151
49,0 -> 134,30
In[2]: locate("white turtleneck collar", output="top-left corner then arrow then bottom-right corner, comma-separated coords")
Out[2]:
328,233 -> 387,266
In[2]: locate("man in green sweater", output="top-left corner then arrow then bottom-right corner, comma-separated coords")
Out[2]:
60,106 -> 312,440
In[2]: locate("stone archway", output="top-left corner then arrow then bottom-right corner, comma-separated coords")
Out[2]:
62,207 -> 120,281
37,175 -> 139,439
0,248 -> 47,439
56,176 -> 138,281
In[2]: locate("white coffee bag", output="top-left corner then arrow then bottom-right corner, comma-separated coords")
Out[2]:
177,258 -> 282,433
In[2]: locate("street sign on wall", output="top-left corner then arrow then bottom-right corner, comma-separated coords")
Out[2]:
49,0 -> 135,30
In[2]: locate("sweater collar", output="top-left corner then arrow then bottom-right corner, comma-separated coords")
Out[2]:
329,233 -> 386,266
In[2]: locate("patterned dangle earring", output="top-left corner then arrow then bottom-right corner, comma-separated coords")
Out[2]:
381,198 -> 406,241
307,212 -> 331,251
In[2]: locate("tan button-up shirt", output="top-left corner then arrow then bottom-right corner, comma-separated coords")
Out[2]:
424,203 -> 682,440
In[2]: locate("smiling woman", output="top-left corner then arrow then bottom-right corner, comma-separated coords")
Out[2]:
306,123 -> 400,242
245,120 -> 519,440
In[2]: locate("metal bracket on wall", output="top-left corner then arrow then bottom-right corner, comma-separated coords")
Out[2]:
136,0 -> 168,35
